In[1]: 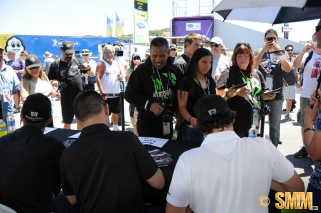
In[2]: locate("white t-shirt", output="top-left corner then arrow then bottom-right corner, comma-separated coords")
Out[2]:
100,60 -> 121,98
83,59 -> 97,76
166,131 -> 294,213
211,54 -> 231,79
301,50 -> 321,98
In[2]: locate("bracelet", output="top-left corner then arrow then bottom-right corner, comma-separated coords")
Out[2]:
188,116 -> 193,123
304,127 -> 315,134
225,92 -> 230,98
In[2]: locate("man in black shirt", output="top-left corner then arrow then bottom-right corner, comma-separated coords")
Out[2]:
125,37 -> 182,139
60,91 -> 164,212
0,94 -> 66,213
48,41 -> 89,130
173,33 -> 202,75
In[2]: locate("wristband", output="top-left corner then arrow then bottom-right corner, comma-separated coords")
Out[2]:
304,127 -> 315,134
188,116 -> 193,123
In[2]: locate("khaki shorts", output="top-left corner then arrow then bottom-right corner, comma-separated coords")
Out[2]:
300,97 -> 312,127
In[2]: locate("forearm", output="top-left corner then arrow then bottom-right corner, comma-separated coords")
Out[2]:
86,69 -> 95,77
271,180 -> 288,192
280,59 -> 292,73
96,78 -> 105,94
293,51 -> 307,67
13,93 -> 19,107
254,48 -> 266,68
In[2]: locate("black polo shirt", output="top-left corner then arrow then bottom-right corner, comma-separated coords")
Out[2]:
0,126 -> 65,213
60,124 -> 158,213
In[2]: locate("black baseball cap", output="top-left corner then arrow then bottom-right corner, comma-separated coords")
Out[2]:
61,41 -> 75,54
22,94 -> 51,123
194,95 -> 229,121
25,54 -> 41,69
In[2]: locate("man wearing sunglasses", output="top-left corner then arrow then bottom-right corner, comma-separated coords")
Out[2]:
282,45 -> 300,122
254,29 -> 292,148
209,37 -> 231,82
48,41 -> 89,130
292,18 -> 321,158
0,46 -> 20,123
169,44 -> 177,64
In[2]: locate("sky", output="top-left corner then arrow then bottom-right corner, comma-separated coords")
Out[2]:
0,0 -> 319,43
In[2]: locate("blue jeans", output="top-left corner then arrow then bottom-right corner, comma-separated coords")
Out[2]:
307,183 -> 321,212
182,125 -> 203,143
267,99 -> 283,147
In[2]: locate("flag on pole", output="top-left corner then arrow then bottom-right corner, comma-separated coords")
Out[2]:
115,13 -> 124,36
107,15 -> 114,37
134,0 -> 149,44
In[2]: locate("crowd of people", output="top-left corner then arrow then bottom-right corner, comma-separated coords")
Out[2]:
0,15 -> 320,213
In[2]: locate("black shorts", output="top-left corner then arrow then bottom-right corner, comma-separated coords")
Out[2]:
61,101 -> 75,124
105,97 -> 120,115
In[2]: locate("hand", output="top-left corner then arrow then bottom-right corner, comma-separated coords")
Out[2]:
235,87 -> 248,99
304,100 -> 318,125
303,42 -> 314,52
190,117 -> 197,129
54,91 -> 61,99
263,41 -> 275,52
297,82 -> 301,88
283,82 -> 288,87
85,65 -> 91,70
262,91 -> 276,100
226,85 -> 236,98
176,113 -> 184,124
310,89 -> 321,109
51,80 -> 60,88
119,74 -> 124,81
19,102 -> 23,109
102,96 -> 107,101
150,102 -> 164,116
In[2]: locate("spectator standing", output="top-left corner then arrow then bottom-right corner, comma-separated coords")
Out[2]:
0,46 -> 20,122
125,37 -> 182,139
293,18 -> 321,157
254,29 -> 292,147
80,49 -> 96,91
283,44 -> 300,121
42,51 -> 55,76
169,44 -> 177,64
209,37 -> 231,81
48,41 -> 89,130
96,45 -> 123,131
174,33 -> 202,75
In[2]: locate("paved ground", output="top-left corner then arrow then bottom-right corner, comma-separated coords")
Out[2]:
13,88 -> 313,212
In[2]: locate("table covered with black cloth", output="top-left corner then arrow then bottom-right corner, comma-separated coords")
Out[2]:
46,128 -> 200,205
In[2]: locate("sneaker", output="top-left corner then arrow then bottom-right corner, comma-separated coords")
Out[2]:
278,140 -> 282,144
294,147 -> 308,158
14,108 -> 20,113
118,121 -> 130,126
284,115 -> 293,121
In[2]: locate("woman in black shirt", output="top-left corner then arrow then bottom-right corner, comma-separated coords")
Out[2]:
177,48 -> 235,142
217,43 -> 275,137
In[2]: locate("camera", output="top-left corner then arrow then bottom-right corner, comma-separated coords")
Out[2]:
160,101 -> 174,136
260,101 -> 270,116
58,81 -> 67,92
115,50 -> 123,57
267,37 -> 274,42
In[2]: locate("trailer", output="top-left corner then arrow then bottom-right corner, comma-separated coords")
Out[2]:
0,34 -> 119,64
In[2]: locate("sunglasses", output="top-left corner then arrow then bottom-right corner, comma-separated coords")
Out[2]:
170,48 -> 177,51
82,54 -> 89,56
285,49 -> 293,52
266,37 -> 277,41
210,44 -> 219,48
316,26 -> 321,33
236,42 -> 251,48
133,57 -> 140,60
29,67 -> 40,70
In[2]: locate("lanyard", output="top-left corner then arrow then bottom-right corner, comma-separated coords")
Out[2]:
194,75 -> 210,95
265,51 -> 272,73
153,65 -> 171,101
